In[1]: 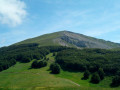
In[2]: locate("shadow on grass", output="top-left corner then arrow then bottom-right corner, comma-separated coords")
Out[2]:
110,83 -> 120,88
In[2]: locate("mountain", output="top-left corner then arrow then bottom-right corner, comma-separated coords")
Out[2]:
15,31 -> 120,49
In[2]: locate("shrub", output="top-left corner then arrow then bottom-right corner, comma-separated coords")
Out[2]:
50,63 -> 60,74
111,75 -> 120,87
90,72 -> 101,84
83,70 -> 90,80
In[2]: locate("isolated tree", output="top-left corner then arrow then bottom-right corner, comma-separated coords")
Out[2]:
111,75 -> 120,87
83,70 -> 90,80
91,72 -> 101,84
50,63 -> 60,74
98,68 -> 105,80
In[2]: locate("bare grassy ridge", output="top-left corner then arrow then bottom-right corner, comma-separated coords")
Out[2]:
15,31 -> 120,49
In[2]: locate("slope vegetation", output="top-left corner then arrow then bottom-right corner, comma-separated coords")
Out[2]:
15,31 -> 120,49
0,53 -> 119,90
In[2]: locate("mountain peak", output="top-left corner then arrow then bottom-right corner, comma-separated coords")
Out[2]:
58,30 -> 73,33
15,31 -> 120,49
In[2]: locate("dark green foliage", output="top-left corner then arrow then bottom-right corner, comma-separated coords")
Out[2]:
91,72 -> 101,84
50,63 -> 60,74
44,56 -> 47,60
0,65 -> 3,71
111,75 -> 120,87
47,58 -> 49,61
33,54 -> 42,60
16,54 -> 31,63
98,68 -> 105,80
83,70 -> 90,80
0,43 -> 68,72
31,60 -> 47,68
53,52 -> 56,56
56,48 -> 120,76
38,61 -> 47,68
117,71 -> 120,76
31,60 -> 38,68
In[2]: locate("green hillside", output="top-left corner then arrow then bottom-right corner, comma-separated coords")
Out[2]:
0,31 -> 120,90
15,31 -> 61,47
15,31 -> 120,49
0,53 -> 76,90
0,53 -> 119,90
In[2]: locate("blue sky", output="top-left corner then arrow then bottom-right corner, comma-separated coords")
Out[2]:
0,0 -> 120,47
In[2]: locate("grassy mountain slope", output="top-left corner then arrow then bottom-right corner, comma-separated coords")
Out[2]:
15,31 -> 120,49
0,53 -> 119,90
0,53 -> 76,90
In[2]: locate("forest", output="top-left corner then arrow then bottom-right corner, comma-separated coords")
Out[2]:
0,43 -> 120,87
0,43 -> 69,72
56,48 -> 120,75
56,48 -> 120,86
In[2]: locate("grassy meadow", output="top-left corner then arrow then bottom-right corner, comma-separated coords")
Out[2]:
0,53 -> 119,90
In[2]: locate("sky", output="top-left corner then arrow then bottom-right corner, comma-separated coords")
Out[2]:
0,0 -> 120,47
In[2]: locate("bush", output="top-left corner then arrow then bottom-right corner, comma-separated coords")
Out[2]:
111,75 -> 120,87
90,72 -> 101,84
50,63 -> 60,74
83,70 -> 90,80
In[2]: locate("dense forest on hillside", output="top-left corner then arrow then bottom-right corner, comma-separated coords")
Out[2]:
56,48 -> 120,76
56,48 -> 120,86
0,43 -> 120,87
1,44 -> 120,76
0,43 -> 69,72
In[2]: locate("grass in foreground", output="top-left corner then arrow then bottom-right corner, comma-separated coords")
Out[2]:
0,53 -> 119,90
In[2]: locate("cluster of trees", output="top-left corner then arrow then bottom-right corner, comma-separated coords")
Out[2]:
82,68 -> 105,84
56,48 -> 120,76
50,63 -> 60,74
31,60 -> 47,68
0,43 -> 49,72
1,43 -> 120,86
0,43 -> 69,72
56,48 -> 120,86
91,68 -> 105,84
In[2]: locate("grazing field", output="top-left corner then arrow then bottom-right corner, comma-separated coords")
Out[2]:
0,53 -> 119,90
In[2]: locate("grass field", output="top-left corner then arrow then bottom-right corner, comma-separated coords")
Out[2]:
0,53 -> 120,90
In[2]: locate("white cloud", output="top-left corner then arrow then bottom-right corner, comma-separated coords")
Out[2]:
0,0 -> 27,26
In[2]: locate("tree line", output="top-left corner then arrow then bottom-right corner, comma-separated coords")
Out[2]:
56,48 -> 120,86
0,43 -> 69,72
